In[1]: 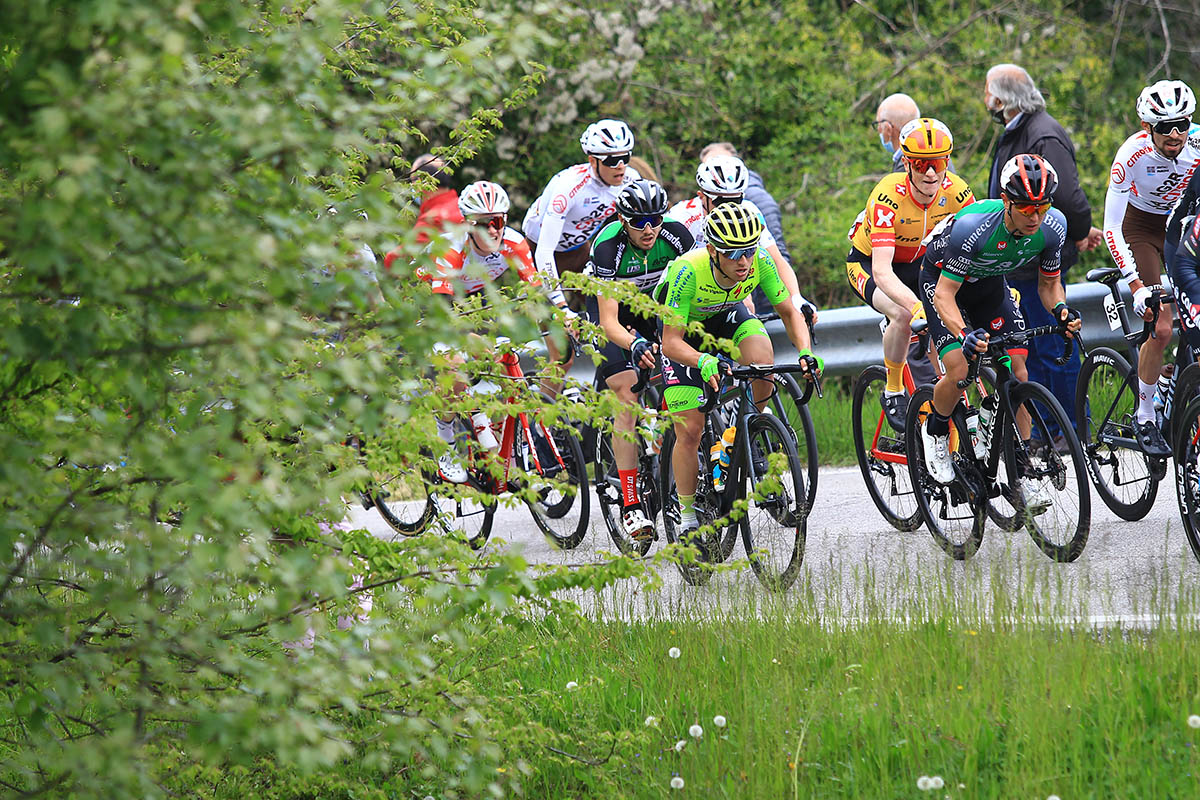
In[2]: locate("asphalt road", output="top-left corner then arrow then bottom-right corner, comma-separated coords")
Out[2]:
345,462 -> 1200,626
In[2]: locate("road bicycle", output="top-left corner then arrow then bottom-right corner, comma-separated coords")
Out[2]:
364,338 -> 590,549
659,362 -> 817,590
1076,266 -> 1200,520
904,324 -> 1090,562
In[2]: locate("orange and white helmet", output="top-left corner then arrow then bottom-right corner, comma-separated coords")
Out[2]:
457,181 -> 510,216
899,117 -> 954,158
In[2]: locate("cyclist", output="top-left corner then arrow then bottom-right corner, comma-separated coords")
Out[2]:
918,154 -> 1082,506
1103,79 -> 1200,457
523,119 -> 642,311
668,154 -> 816,317
588,179 -> 695,540
657,202 -> 820,543
846,117 -> 975,430
1171,211 -> 1200,355
428,180 -> 543,483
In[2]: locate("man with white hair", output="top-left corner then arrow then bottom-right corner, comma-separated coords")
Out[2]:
874,93 -> 921,172
985,63 -> 1101,451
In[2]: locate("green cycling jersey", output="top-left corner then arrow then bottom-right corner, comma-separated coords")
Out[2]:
656,245 -> 790,326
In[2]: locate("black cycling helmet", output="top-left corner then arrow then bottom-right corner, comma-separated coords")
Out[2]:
615,179 -> 669,218
999,153 -> 1059,204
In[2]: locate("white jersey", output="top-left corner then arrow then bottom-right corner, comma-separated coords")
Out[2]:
666,195 -> 779,251
430,227 -> 538,296
522,162 -> 641,303
1104,125 -> 1200,280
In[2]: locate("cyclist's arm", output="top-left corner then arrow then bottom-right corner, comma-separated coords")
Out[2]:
773,293 -> 812,353
869,244 -> 918,308
932,274 -> 969,339
1103,157 -> 1142,291
598,294 -> 637,351
1036,269 -> 1068,312
534,210 -> 570,307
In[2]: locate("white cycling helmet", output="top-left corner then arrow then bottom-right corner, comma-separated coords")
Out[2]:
579,119 -> 635,156
457,181 -> 510,216
1136,79 -> 1197,123
696,155 -> 748,196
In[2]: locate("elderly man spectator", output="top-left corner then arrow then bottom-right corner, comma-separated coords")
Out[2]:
985,63 -> 1103,450
874,93 -> 921,172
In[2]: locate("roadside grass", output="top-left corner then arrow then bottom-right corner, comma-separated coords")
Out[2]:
806,373 -> 856,466
468,554 -> 1200,799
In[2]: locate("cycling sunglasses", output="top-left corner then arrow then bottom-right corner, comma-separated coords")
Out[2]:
706,193 -> 743,206
470,214 -> 506,232
1153,117 -> 1191,136
1011,200 -> 1052,215
623,213 -> 664,230
908,156 -> 949,173
715,245 -> 756,261
598,152 -> 631,167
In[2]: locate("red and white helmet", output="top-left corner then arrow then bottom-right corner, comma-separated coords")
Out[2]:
579,119 -> 635,156
1136,80 -> 1197,123
457,181 -> 510,216
696,155 -> 748,196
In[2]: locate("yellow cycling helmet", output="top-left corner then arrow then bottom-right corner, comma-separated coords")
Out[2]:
899,117 -> 954,158
704,201 -> 764,251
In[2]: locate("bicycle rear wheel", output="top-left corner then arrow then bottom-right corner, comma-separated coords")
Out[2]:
1076,347 -> 1158,521
851,365 -> 921,531
525,421 -> 591,549
741,413 -> 806,591
904,385 -> 987,560
1004,381 -> 1090,562
1172,394 -> 1200,563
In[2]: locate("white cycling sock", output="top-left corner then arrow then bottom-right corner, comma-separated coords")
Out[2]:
679,510 -> 698,530
1137,379 -> 1157,424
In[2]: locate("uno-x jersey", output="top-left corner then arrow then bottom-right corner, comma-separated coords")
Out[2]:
923,198 -> 1067,283
430,227 -> 540,296
667,195 -> 779,251
1104,125 -> 1200,279
849,172 -> 975,263
587,217 -> 694,293
657,246 -> 789,326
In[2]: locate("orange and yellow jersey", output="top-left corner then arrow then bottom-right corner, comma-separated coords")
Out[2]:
849,172 -> 975,264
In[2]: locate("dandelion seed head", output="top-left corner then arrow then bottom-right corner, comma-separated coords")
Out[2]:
930,776 -> 944,789
670,776 -> 685,789
1189,714 -> 1200,729
1047,795 -> 1061,800
565,681 -> 578,691
917,775 -> 932,791
668,647 -> 681,659
645,715 -> 658,727
689,724 -> 703,738
674,739 -> 686,752
713,715 -> 727,728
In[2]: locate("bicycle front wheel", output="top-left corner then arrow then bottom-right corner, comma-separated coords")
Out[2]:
904,385 -> 987,560
659,427 -> 732,586
1076,347 -> 1158,521
1004,381 -> 1090,562
594,427 -> 654,557
851,365 -> 921,531
741,413 -> 806,591
362,442 -> 436,538
526,422 -> 591,549
1172,394 -> 1200,563
767,373 -> 819,517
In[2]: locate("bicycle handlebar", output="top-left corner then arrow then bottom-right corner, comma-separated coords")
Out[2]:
699,362 -> 819,413
957,324 -> 1076,389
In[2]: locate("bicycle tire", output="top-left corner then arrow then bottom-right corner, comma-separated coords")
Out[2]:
740,413 -> 806,591
1172,394 -> 1200,563
361,436 -> 436,537
525,422 -> 591,549
975,365 -> 1022,533
1076,346 -> 1158,521
594,428 -> 655,557
767,372 -> 819,518
428,483 -> 496,550
851,365 -> 922,532
1003,381 -> 1091,562
659,427 -> 731,586
904,384 -> 987,560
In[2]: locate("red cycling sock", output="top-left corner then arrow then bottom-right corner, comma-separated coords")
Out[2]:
619,468 -> 639,507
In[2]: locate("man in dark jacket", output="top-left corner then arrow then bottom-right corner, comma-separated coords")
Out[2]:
985,64 -> 1103,449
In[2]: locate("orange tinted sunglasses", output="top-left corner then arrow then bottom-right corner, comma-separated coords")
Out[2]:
1012,200 -> 1052,215
908,157 -> 949,173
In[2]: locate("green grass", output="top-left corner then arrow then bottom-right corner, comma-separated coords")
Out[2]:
467,568 -> 1200,799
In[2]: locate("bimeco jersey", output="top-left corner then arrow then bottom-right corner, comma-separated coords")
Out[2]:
923,199 -> 1067,283
522,162 -> 641,271
430,227 -> 540,296
656,246 -> 789,326
849,172 -> 974,263
587,217 -> 694,293
1104,124 -> 1200,279
666,196 -> 778,251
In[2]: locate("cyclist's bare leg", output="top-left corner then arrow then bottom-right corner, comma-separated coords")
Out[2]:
1137,305 -> 1173,385
606,369 -> 641,473
541,330 -> 574,398
933,349 -> 969,417
737,333 -> 775,410
671,409 -> 705,498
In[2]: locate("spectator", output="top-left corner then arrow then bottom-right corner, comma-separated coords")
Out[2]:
984,63 -> 1103,451
874,93 -> 921,172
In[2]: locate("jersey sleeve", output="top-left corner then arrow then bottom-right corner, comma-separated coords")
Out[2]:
507,235 -> 541,287
588,231 -> 621,280
430,245 -> 465,295
755,248 -> 790,307
1038,210 -> 1069,278
532,172 -> 572,305
661,219 -> 695,255
1104,137 -> 1139,282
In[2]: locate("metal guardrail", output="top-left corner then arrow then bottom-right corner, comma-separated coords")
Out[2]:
562,277 -> 1157,383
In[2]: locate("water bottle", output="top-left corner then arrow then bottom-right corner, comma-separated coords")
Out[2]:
976,396 -> 996,456
471,411 -> 499,451
965,409 -> 985,461
639,409 -> 662,456
1154,364 -> 1175,414
709,425 -> 737,490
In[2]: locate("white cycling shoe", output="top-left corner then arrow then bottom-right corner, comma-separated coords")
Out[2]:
921,424 -> 954,484
1019,477 -> 1052,515
620,506 -> 655,541
437,451 -> 468,484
